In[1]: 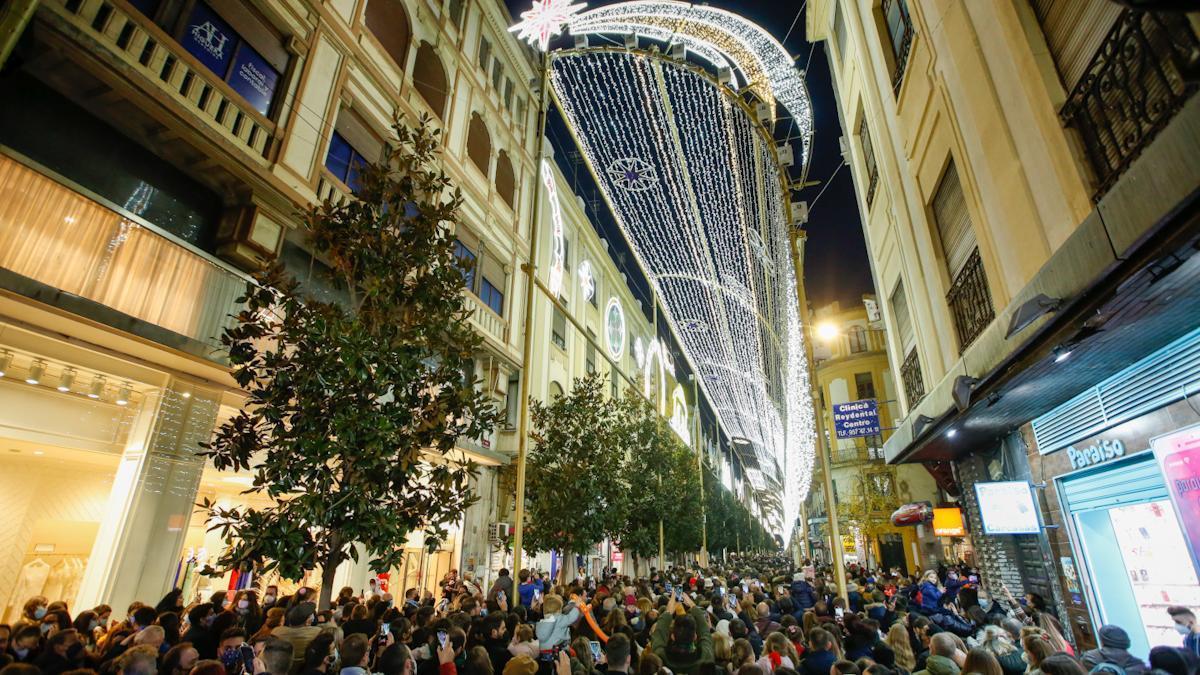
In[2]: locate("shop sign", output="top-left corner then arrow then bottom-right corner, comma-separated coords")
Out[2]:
1066,438 -> 1126,470
933,507 -> 966,536
975,481 -> 1041,535
833,399 -> 881,439
228,46 -> 280,116
612,549 -> 624,564
1151,423 -> 1200,576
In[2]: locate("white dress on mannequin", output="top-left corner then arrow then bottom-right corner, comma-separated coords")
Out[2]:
4,558 -> 51,622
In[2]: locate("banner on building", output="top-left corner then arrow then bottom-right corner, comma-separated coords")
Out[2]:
832,399 -> 881,439
1151,423 -> 1200,576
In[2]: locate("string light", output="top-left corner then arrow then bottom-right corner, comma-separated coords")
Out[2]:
605,297 -> 626,359
578,260 -> 595,301
564,1 -> 815,168
541,159 -> 567,297
550,51 -> 815,534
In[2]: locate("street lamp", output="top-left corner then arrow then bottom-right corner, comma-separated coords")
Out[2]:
816,322 -> 840,342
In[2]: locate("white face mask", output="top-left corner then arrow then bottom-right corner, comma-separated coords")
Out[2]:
238,600 -> 250,610
264,596 -> 276,605
1176,623 -> 1191,635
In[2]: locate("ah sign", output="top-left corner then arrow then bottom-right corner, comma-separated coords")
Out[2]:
833,399 -> 881,439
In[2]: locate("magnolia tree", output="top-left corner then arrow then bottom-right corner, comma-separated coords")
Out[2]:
201,115 -> 500,610
523,372 -> 626,580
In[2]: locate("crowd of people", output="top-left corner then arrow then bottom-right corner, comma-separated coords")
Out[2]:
2,556 -> 1198,675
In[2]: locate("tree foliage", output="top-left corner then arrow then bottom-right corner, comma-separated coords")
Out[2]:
201,115 -> 500,609
523,372 -> 625,561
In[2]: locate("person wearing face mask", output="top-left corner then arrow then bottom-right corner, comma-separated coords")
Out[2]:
13,596 -> 49,636
34,627 -> 85,675
9,624 -> 42,664
1166,606 -> 1200,658
262,586 -> 281,611
217,627 -> 249,675
183,605 -> 217,661
234,591 -> 265,636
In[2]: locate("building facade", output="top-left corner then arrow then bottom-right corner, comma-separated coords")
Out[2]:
804,298 -> 940,573
0,0 -> 738,619
808,0 -> 1199,655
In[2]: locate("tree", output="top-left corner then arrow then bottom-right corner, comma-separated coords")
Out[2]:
835,466 -> 902,568
661,437 -> 703,555
523,372 -> 625,577
610,389 -> 667,563
201,115 -> 500,610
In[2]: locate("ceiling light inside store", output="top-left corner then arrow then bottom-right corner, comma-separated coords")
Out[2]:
26,359 -> 45,385
0,350 -> 11,377
89,375 -> 106,399
115,382 -> 132,406
58,368 -> 76,392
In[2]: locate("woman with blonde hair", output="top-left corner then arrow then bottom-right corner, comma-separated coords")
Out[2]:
713,632 -> 735,675
756,632 -> 799,673
885,623 -> 916,672
1020,636 -> 1055,675
1034,612 -> 1073,657
801,611 -> 819,637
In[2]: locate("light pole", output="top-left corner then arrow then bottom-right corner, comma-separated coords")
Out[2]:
787,228 -> 847,600
510,48 -> 553,576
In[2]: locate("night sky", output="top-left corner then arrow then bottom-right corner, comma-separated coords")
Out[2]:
501,0 -> 877,309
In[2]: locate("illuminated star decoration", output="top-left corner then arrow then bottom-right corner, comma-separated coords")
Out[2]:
608,157 -> 657,192
509,0 -> 588,51
578,260 -> 595,301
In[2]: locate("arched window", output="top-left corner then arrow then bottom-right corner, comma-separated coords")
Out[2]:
467,113 -> 491,176
364,0 -> 411,71
412,42 -> 449,119
550,382 -> 564,400
496,150 -> 516,208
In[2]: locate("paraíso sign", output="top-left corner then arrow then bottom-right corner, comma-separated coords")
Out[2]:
1066,438 -> 1126,470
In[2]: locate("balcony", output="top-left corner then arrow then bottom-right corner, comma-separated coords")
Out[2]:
316,168 -> 352,206
464,291 -> 507,348
946,248 -> 994,353
0,153 -> 247,360
1060,10 -> 1199,201
32,0 -> 279,195
900,347 -> 924,408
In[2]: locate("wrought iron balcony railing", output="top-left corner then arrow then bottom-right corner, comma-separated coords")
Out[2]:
946,248 -> 994,353
900,347 -> 924,408
1059,10 -> 1199,201
882,0 -> 914,95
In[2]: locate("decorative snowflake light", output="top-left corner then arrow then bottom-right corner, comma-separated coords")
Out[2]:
578,260 -> 595,301
605,297 -> 626,359
608,157 -> 657,192
510,0 -> 588,51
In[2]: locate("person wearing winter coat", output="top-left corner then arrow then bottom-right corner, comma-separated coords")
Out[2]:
1080,626 -> 1147,675
650,594 -> 714,675
790,575 -> 818,615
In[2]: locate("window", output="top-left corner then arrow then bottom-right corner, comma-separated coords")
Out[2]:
515,97 -> 527,127
178,2 -> 283,116
504,375 -> 519,428
586,329 -> 597,374
467,114 -> 492,175
492,58 -> 505,92
833,4 -> 848,64
1029,0 -> 1121,93
562,237 -> 570,268
447,0 -> 466,28
412,43 -> 449,119
478,37 -> 492,75
891,281 -> 914,351
858,117 -> 878,208
848,326 -> 869,354
480,277 -> 504,315
552,307 -> 567,350
454,239 -> 476,288
503,78 -> 515,110
325,131 -> 368,192
364,0 -> 412,71
932,160 -> 977,280
550,381 -> 564,400
880,0 -> 913,93
611,363 -> 619,398
496,151 -> 517,209
855,372 -> 877,401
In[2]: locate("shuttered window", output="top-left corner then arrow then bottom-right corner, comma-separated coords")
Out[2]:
1030,0 -> 1121,93
833,5 -> 848,64
891,281 -> 914,350
931,160 -> 977,279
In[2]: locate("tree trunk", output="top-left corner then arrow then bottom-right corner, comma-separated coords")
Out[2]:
318,536 -> 344,610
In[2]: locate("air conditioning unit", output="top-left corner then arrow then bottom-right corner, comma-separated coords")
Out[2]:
791,200 -> 809,226
574,35 -> 589,49
755,101 -> 772,128
717,67 -> 733,86
490,523 -> 511,542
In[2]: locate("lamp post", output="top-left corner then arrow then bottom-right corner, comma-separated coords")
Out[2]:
788,228 -> 847,600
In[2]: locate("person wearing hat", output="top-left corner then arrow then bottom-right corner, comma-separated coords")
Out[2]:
1079,626 -> 1146,675
271,602 -> 321,673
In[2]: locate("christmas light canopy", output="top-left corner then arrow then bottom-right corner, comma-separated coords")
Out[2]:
548,50 -> 816,536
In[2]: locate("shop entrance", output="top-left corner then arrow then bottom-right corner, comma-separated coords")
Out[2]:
878,533 -> 907,575
1060,451 -> 1200,659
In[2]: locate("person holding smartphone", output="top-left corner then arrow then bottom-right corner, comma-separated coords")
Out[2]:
650,590 -> 714,675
